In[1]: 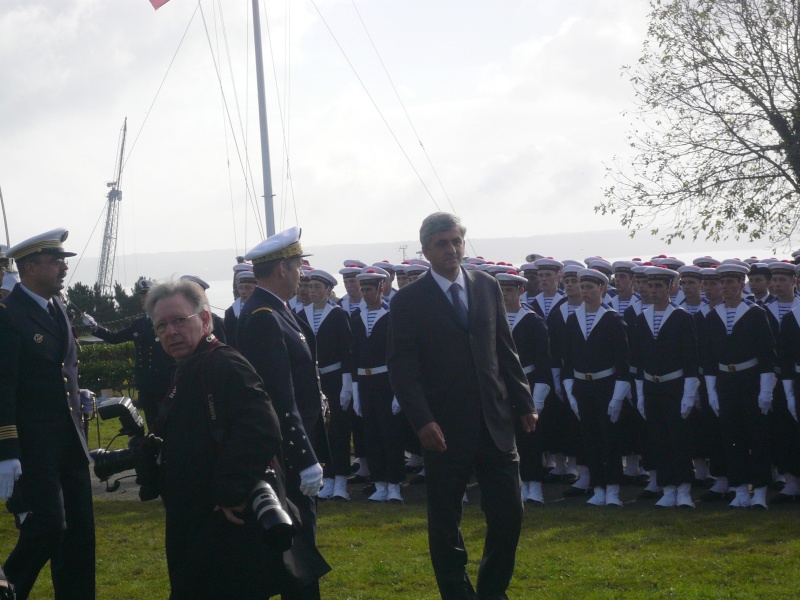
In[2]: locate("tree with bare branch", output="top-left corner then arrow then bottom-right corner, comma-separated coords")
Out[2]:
599,0 -> 800,245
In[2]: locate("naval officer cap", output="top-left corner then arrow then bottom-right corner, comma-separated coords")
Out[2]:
645,265 -> 679,283
716,262 -> 749,279
7,227 -> 77,262
356,268 -> 388,284
308,269 -> 338,288
181,274 -> 211,290
496,271 -> 527,285
768,261 -> 796,277
245,226 -> 311,264
235,270 -> 256,284
579,268 -> 609,286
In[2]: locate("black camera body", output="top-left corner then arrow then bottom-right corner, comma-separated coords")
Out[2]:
250,470 -> 296,552
90,397 -> 161,501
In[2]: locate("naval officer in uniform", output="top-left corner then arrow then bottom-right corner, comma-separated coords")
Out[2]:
0,228 -> 95,599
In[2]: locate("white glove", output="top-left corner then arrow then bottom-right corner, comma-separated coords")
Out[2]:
391,396 -> 401,416
299,462 -> 324,497
551,368 -> 564,401
563,378 -> 579,419
705,375 -> 719,416
681,377 -> 700,419
82,313 -> 97,329
0,459 -> 21,500
352,382 -> 362,417
758,372 -> 776,415
608,381 -> 630,423
532,383 -> 550,413
635,380 -> 645,419
783,380 -> 797,421
340,373 -> 353,411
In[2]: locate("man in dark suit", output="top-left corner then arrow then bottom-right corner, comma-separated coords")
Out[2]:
388,212 -> 536,600
0,228 -> 95,599
237,226 -> 328,599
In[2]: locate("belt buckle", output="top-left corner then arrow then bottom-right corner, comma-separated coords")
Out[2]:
653,375 -> 660,384
585,373 -> 593,381
365,368 -> 372,376
728,364 -> 736,373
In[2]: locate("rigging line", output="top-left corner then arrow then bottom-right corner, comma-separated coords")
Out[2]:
198,1 -> 265,240
348,1 -> 476,257
308,0 -> 442,212
284,0 -> 294,229
65,203 -> 109,290
122,4 -> 199,171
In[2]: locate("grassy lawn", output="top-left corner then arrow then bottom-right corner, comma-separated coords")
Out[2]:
3,495 -> 800,599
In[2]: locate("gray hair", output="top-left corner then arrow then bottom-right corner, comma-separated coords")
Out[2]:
419,212 -> 467,248
144,280 -> 214,333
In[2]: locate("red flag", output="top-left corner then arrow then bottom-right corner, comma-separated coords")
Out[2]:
150,0 -> 170,9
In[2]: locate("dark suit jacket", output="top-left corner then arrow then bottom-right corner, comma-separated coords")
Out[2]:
387,268 -> 533,458
237,287 -> 321,474
0,285 -> 89,463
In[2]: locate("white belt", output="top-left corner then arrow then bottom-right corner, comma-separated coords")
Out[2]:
522,365 -> 534,375
573,368 -> 615,381
357,366 -> 388,376
718,358 -> 758,373
318,362 -> 342,375
643,369 -> 684,384
629,366 -> 638,375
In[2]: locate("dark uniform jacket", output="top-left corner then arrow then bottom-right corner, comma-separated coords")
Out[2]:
529,291 -> 565,321
0,286 -> 88,462
297,304 -> 352,375
562,304 -> 630,384
94,314 -> 174,395
778,305 -> 800,386
509,307 -> 553,389
703,301 -> 776,378
237,287 -> 321,475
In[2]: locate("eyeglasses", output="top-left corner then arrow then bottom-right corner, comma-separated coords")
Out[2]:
36,258 -> 68,267
154,313 -> 197,335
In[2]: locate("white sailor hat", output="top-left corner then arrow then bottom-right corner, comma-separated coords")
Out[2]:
612,260 -> 636,273
409,258 -> 431,267
792,248 -> 800,259
743,256 -> 760,265
562,264 -> 581,278
356,268 -> 388,283
768,261 -> 796,277
475,264 -> 493,271
562,259 -> 585,269
763,257 -> 779,264
700,267 -> 720,280
308,269 -> 337,287
181,274 -> 210,290
496,271 -> 527,285
525,253 -> 545,263
748,263 -> 772,278
632,264 -> 651,277
339,265 -> 362,276
486,264 -> 512,275
585,258 -> 612,274
519,262 -> 538,273
692,256 -> 719,268
653,257 -> 685,270
534,258 -> 563,272
461,263 -> 477,271
245,226 -> 311,264
466,256 -> 487,266
716,263 -> 749,278
372,260 -> 395,271
645,265 -> 679,282
233,262 -> 253,273
235,270 -> 256,283
7,227 -> 77,261
720,258 -> 748,266
343,259 -> 367,268
678,265 -> 703,279
405,263 -> 429,274
579,268 -> 609,286
392,263 -> 407,274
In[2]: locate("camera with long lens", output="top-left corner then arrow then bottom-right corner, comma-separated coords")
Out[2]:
90,397 -> 162,501
250,469 -> 296,552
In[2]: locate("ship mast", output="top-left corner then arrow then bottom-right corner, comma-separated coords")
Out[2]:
96,118 -> 127,295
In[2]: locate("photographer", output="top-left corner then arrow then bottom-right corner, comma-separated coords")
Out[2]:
145,280 -> 304,598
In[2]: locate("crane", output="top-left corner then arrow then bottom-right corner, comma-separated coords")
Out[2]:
96,118 -> 127,296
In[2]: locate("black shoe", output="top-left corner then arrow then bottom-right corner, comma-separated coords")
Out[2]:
348,474 -> 369,484
700,490 -> 728,502
350,462 -> 360,474
361,483 -> 376,496
770,493 -> 797,504
563,486 -> 591,497
621,474 -> 638,485
638,489 -> 660,500
408,473 -> 426,485
524,498 -> 544,506
769,480 -> 786,491
634,474 -> 650,487
560,473 -> 579,485
405,464 -> 423,474
544,472 -> 564,484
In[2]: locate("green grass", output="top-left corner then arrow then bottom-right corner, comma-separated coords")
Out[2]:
4,498 -> 800,599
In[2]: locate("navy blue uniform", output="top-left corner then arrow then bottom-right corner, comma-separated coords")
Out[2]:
0,286 -> 95,599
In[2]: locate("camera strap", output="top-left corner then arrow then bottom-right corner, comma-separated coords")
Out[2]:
199,340 -> 227,450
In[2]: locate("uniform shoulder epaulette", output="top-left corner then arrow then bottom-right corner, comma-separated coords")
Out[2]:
253,306 -> 273,315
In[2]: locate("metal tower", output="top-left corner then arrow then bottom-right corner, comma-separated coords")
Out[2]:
97,118 -> 127,296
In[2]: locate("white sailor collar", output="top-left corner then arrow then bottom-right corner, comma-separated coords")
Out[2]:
714,300 -> 752,332
643,302 -> 680,337
510,305 -> 533,331
766,297 -> 800,321
232,297 -> 244,318
360,303 -> 389,336
575,303 -> 610,340
304,302 -> 335,333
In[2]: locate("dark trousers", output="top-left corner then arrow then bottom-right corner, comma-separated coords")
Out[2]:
575,379 -> 623,487
769,382 -> 800,477
350,411 -> 367,459
5,426 -> 95,600
515,420 -> 545,482
283,477 -> 320,600
540,394 -> 581,458
320,372 -> 352,477
361,376 -> 405,484
424,423 -> 523,600
718,373 -> 771,488
644,388 -> 693,487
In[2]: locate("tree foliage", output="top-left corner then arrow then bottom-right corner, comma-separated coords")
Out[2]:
599,0 -> 800,245
66,277 -> 150,330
